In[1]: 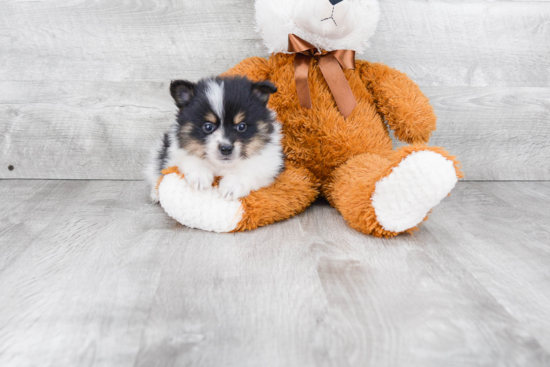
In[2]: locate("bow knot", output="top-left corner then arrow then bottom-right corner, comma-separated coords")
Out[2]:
307,49 -> 329,57
288,34 -> 357,118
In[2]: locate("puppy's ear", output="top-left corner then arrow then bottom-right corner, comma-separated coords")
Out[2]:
170,80 -> 196,109
252,81 -> 277,106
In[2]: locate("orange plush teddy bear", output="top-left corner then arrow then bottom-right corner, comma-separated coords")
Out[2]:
157,0 -> 462,237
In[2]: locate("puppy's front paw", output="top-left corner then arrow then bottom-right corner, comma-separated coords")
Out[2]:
183,167 -> 214,190
218,175 -> 251,201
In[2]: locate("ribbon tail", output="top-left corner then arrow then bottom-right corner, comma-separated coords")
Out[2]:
318,54 -> 357,118
294,53 -> 312,109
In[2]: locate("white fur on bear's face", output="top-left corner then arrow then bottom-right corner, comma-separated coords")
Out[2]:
255,0 -> 380,54
294,0 -> 354,40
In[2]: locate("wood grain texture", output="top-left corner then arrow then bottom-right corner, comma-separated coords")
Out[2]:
0,81 -> 173,179
427,182 -> 550,353
0,180 -> 549,366
0,0 -> 548,87
1,0 -> 549,180
2,82 -> 549,180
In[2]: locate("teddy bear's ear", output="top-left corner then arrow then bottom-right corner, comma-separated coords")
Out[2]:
252,81 -> 277,106
170,80 -> 197,109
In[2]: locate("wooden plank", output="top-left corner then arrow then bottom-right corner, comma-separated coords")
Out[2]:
2,82 -> 549,180
0,81 -> 174,180
421,182 -> 550,353
0,180 -> 172,367
487,182 -> 550,230
0,0 -> 548,87
0,0 -> 263,82
370,1 -> 550,87
298,209 -> 550,366
0,180 -> 92,272
1,0 -> 549,180
0,181 -> 549,366
408,87 -> 550,181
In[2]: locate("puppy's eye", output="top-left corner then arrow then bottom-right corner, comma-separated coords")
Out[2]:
235,122 -> 247,132
203,122 -> 216,133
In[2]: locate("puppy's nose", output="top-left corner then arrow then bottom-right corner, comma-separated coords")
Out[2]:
329,0 -> 344,5
219,144 -> 233,156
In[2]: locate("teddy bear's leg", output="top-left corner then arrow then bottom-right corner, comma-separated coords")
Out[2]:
233,163 -> 320,232
325,146 -> 462,238
159,164 -> 319,233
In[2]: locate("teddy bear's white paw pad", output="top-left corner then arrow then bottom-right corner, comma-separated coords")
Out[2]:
371,151 -> 458,233
159,173 -> 243,233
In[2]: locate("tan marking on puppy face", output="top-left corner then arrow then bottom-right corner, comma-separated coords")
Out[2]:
234,111 -> 246,125
180,123 -> 193,135
243,135 -> 269,158
205,113 -> 217,123
256,120 -> 268,134
179,123 -> 205,158
241,120 -> 273,158
183,139 -> 206,158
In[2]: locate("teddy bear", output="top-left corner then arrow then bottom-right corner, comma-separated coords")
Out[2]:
156,0 -> 462,237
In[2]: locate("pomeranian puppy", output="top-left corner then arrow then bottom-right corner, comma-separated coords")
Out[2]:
147,76 -> 284,201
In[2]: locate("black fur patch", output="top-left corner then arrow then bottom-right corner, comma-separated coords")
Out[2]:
158,132 -> 171,172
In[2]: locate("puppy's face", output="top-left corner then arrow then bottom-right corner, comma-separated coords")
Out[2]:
170,77 -> 277,164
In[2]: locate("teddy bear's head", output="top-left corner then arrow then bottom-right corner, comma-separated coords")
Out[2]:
255,0 -> 380,54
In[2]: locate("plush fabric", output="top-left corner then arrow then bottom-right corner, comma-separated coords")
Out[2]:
159,167 -> 244,233
325,146 -> 462,237
234,163 -> 320,231
157,165 -> 319,232
157,0 -> 462,236
255,0 -> 380,53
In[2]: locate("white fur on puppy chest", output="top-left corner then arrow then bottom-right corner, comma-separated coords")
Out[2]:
371,151 -> 458,233
159,173 -> 243,233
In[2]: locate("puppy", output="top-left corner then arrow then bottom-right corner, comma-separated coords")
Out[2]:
146,76 -> 284,202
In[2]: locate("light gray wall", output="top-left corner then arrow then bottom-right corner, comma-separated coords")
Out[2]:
1,0 -> 549,180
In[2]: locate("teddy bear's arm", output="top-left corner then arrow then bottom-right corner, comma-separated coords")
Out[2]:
358,61 -> 436,144
222,56 -> 271,81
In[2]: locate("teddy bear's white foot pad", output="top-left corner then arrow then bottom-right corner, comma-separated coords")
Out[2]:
371,151 -> 458,233
159,173 -> 243,233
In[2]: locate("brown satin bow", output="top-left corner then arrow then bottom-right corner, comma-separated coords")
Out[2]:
288,34 -> 357,118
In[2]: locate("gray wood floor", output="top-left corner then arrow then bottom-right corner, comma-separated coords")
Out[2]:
1,180 -> 549,367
